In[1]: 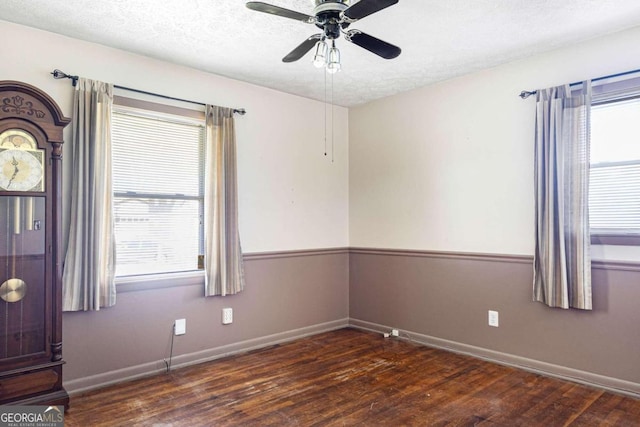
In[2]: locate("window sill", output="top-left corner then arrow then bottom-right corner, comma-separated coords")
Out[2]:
116,270 -> 204,293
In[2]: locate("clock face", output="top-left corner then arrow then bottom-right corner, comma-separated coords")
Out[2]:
0,149 -> 44,192
0,128 -> 45,192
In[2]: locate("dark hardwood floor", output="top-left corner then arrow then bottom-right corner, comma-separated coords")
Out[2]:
64,328 -> 640,426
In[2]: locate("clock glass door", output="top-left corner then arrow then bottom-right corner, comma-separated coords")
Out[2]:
0,196 -> 46,358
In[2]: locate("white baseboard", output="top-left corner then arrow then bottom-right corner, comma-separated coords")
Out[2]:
65,318 -> 349,395
349,318 -> 640,398
65,317 -> 640,399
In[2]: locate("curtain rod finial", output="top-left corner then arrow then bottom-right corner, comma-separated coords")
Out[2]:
519,90 -> 536,99
51,69 -> 79,86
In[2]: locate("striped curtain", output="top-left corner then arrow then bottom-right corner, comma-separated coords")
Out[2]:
204,105 -> 245,296
533,82 -> 592,310
62,78 -> 116,311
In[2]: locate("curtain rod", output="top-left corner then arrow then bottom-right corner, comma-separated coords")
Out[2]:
518,66 -> 640,99
51,69 -> 246,115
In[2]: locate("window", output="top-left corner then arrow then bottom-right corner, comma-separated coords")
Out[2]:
590,90 -> 640,245
111,103 -> 205,277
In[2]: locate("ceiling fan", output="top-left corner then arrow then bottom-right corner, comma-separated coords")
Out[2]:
246,0 -> 401,73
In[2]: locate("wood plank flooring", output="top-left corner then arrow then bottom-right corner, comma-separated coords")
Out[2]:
64,328 -> 640,426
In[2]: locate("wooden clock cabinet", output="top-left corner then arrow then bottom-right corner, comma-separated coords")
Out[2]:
0,81 -> 70,407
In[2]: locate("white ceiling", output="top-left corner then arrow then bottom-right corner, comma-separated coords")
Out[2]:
3,0 -> 640,106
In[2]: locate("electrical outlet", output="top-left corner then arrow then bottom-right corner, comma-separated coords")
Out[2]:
391,329 -> 399,337
222,307 -> 233,325
488,310 -> 499,327
174,318 -> 186,335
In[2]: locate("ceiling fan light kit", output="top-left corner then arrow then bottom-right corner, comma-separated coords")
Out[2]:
313,39 -> 328,68
246,0 -> 401,73
326,41 -> 341,74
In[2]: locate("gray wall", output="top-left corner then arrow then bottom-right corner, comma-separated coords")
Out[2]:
64,247 -> 640,396
63,250 -> 350,393
349,249 -> 640,394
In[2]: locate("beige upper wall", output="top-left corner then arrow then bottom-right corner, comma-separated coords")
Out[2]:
4,19 -> 640,260
349,25 -> 640,260
0,20 -> 349,253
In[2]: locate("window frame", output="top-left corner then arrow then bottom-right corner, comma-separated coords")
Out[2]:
589,85 -> 640,246
111,96 -> 207,286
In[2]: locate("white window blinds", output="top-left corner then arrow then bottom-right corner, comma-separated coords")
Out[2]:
111,106 -> 205,277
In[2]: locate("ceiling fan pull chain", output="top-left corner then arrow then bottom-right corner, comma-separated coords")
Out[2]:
331,72 -> 334,163
324,69 -> 327,157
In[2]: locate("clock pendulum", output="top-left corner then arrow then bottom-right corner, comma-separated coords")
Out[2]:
1,197 -> 28,358
1,198 -> 27,302
0,276 -> 27,302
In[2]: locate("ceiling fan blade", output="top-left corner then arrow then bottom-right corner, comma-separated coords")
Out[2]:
342,0 -> 398,21
345,30 -> 401,59
283,35 -> 323,62
246,2 -> 314,23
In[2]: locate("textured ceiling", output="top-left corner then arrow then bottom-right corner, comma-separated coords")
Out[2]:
3,0 -> 640,106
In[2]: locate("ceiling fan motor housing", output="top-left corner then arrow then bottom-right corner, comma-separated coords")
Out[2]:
314,0 -> 350,39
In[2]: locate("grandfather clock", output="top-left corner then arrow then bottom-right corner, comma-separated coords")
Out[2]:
0,81 -> 70,407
